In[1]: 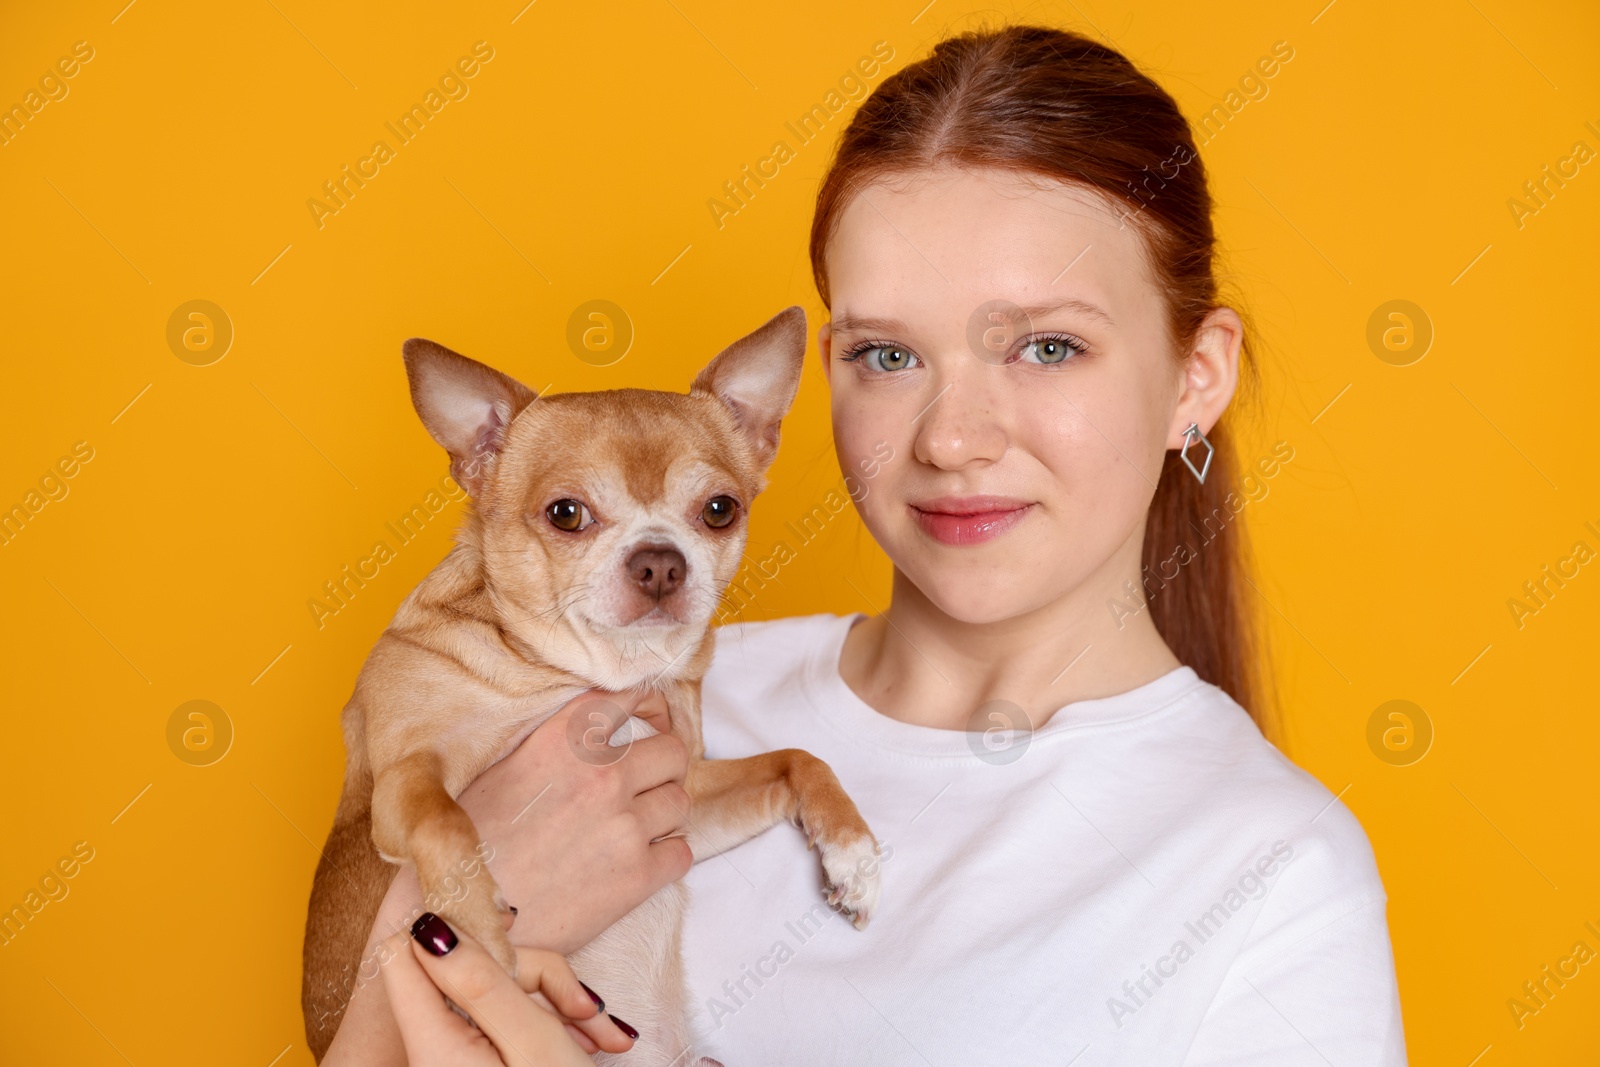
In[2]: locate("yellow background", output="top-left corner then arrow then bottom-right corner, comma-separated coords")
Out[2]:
1,0 -> 1595,1063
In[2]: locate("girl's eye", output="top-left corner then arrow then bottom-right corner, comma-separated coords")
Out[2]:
1018,335 -> 1087,365
844,342 -> 921,372
546,498 -> 595,532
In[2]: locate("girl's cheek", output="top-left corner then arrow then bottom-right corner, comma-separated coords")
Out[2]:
834,428 -> 899,507
832,395 -> 884,461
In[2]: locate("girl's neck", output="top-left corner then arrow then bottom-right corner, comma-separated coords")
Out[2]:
837,563 -> 1183,733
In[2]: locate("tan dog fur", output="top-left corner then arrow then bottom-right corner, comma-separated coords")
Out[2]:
301,308 -> 881,1064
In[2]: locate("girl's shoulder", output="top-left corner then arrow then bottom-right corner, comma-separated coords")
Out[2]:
709,610 -> 855,659
697,613 -> 857,743
703,612 -> 855,690
1159,681 -> 1394,927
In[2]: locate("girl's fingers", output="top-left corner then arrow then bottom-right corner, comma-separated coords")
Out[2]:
407,914 -> 594,1067
649,832 -> 695,883
627,688 -> 673,736
636,780 -> 692,842
378,930 -> 490,1063
382,926 -> 603,1058
620,732 -> 692,794
509,945 -> 596,1017
512,944 -> 640,1055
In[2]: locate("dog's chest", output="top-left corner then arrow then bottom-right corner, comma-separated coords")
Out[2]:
435,683 -> 588,795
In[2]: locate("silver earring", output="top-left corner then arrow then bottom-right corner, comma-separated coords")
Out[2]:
1180,422 -> 1213,484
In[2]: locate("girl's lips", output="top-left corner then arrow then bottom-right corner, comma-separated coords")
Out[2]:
908,497 -> 1034,546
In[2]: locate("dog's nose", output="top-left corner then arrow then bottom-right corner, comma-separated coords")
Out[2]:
626,544 -> 687,600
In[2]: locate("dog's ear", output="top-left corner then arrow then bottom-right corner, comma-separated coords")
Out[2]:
402,338 -> 537,496
690,306 -> 807,469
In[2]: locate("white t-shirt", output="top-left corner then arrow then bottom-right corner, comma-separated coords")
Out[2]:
680,613 -> 1406,1066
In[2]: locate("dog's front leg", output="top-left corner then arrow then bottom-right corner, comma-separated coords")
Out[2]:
685,753 -> 882,928
369,749 -> 518,973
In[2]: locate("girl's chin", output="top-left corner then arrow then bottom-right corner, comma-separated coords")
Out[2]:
896,566 -> 1051,626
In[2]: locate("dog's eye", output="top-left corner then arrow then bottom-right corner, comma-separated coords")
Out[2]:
547,499 -> 594,532
702,496 -> 738,529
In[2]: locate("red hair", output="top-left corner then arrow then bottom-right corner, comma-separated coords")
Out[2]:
809,24 -> 1274,737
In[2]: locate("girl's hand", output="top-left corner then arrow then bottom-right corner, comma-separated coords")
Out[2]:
455,686 -> 695,955
382,911 -> 639,1066
324,689 -> 690,1065
376,687 -> 693,956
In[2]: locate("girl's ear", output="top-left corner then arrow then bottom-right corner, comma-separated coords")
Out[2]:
1169,306 -> 1242,447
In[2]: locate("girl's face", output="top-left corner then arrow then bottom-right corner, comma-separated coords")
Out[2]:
820,166 -> 1238,625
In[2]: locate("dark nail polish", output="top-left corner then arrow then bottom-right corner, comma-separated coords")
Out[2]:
411,912 -> 458,956
608,1013 -> 639,1039
579,980 -> 605,1012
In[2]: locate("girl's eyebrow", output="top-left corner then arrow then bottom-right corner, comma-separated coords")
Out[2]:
1015,298 -> 1117,329
832,297 -> 1116,336
830,312 -> 911,335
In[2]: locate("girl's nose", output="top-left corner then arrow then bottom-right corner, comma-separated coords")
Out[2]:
911,370 -> 1008,470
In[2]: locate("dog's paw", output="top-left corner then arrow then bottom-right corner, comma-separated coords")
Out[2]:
487,930 -> 519,977
432,891 -> 519,977
817,833 -> 881,930
459,915 -> 519,977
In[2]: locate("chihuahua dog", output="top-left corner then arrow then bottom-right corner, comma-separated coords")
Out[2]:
301,307 -> 881,1063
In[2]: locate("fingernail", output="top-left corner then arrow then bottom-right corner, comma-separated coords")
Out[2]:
579,980 -> 605,1012
411,912 -> 458,956
608,1013 -> 639,1039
